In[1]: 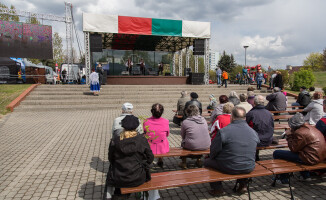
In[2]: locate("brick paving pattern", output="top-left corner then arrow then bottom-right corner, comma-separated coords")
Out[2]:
0,85 -> 325,200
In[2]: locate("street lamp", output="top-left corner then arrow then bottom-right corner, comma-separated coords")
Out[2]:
243,45 -> 249,67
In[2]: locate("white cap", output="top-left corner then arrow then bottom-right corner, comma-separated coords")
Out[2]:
122,103 -> 133,111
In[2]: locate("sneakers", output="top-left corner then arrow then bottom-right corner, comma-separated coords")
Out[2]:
236,182 -> 248,194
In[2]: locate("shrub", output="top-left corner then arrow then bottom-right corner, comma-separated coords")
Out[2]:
290,69 -> 315,91
323,87 -> 326,95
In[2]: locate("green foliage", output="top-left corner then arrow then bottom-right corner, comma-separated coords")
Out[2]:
0,84 -> 31,115
53,32 -> 64,67
323,48 -> 326,70
0,3 -> 19,22
290,69 -> 316,91
209,70 -> 216,82
303,52 -> 324,71
229,65 -> 243,80
323,87 -> 326,95
313,71 -> 326,88
218,51 -> 236,72
26,14 -> 40,24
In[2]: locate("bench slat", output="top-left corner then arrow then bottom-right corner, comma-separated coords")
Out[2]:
257,159 -> 305,174
121,165 -> 272,194
154,148 -> 210,158
270,109 -> 304,114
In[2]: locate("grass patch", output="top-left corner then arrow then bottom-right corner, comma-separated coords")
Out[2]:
0,84 -> 31,116
313,71 -> 326,88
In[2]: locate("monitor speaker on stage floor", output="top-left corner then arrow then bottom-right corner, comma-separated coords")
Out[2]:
193,39 -> 205,55
165,73 -> 171,76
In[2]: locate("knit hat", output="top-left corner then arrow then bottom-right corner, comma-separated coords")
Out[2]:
121,115 -> 139,131
122,103 -> 133,112
190,92 -> 198,99
288,113 -> 304,129
209,94 -> 215,99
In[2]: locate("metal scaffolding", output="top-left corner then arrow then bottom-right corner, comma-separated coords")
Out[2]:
178,51 -> 183,76
84,32 -> 91,84
195,55 -> 199,73
204,39 -> 210,85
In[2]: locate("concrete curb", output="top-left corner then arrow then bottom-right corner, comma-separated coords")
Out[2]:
6,84 -> 39,112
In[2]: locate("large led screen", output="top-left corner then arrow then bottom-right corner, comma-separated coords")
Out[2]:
0,20 -> 53,59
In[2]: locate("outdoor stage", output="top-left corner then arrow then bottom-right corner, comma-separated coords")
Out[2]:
106,76 -> 187,85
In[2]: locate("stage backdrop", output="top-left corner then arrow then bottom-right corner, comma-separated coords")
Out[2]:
0,20 -> 53,59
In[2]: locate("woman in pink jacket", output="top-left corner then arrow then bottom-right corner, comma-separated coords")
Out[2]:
143,103 -> 170,168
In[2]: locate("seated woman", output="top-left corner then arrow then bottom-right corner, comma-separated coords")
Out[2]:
273,113 -> 326,183
209,95 -> 229,125
179,105 -> 211,169
106,115 -> 159,200
207,94 -> 217,110
210,102 -> 234,140
143,103 -> 170,168
228,91 -> 240,106
304,92 -> 324,125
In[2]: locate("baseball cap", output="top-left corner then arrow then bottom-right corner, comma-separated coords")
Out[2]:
122,103 -> 133,111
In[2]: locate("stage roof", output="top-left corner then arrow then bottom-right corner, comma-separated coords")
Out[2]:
83,13 -> 211,52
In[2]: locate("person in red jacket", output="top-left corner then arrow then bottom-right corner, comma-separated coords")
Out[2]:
210,102 -> 234,140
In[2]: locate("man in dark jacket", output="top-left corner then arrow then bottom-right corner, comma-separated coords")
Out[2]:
265,87 -> 287,111
204,107 -> 259,196
246,95 -> 274,160
184,92 -> 202,115
292,86 -> 311,108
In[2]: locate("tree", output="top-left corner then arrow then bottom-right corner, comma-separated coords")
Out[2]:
52,32 -> 65,68
303,52 -> 323,71
217,51 -> 236,72
323,48 -> 326,70
0,3 -> 19,22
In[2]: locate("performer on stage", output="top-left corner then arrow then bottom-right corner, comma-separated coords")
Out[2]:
140,58 -> 145,75
158,62 -> 164,75
125,57 -> 133,75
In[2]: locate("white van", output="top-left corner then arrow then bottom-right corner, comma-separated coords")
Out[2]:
61,64 -> 79,83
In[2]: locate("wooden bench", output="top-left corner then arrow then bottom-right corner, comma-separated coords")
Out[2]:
154,147 -> 210,158
270,109 -> 304,114
274,123 -> 290,130
257,159 -> 326,200
121,164 -> 272,199
273,115 -> 293,121
286,106 -> 303,109
155,141 -> 288,158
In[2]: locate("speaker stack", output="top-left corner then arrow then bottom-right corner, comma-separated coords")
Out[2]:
187,73 -> 204,85
184,68 -> 192,76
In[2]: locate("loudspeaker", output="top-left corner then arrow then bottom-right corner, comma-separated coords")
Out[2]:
184,68 -> 192,76
187,73 -> 204,85
193,39 -> 205,55
90,34 -> 103,52
165,73 -> 171,76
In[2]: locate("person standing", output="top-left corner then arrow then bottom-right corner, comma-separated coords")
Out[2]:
221,71 -> 228,88
125,57 -> 133,75
256,70 -> 264,90
242,66 -> 248,85
216,67 -> 222,85
96,63 -> 104,86
274,71 -> 283,90
158,62 -> 164,75
204,107 -> 259,195
61,68 -> 67,84
89,69 -> 100,96
140,58 -> 145,75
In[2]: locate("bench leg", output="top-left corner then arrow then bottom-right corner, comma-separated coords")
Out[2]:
288,174 -> 294,200
247,180 -> 251,200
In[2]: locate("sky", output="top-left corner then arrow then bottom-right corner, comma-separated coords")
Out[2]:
2,0 -> 326,69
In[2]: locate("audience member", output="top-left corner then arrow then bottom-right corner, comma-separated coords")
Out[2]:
246,95 -> 274,160
265,87 -> 287,111
184,92 -> 202,115
247,91 -> 255,107
273,113 -> 326,183
179,105 -> 211,169
304,92 -> 325,125
216,67 -> 222,85
204,107 -> 259,196
112,103 -> 143,139
228,91 -> 240,106
143,103 -> 170,168
237,93 -> 253,113
176,91 -> 188,116
106,115 -> 159,200
210,95 -> 229,124
316,99 -> 326,139
207,94 -> 218,110
309,87 -> 315,99
210,102 -> 234,140
292,86 -> 311,108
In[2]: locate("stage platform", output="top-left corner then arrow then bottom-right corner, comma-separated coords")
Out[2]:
106,76 -> 187,85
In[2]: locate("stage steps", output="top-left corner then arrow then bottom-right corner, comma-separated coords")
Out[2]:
15,84 -> 296,112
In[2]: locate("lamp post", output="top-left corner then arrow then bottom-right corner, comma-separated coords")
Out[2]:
243,45 -> 249,67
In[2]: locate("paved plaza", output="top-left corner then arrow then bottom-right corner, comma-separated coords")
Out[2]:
0,85 -> 325,200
